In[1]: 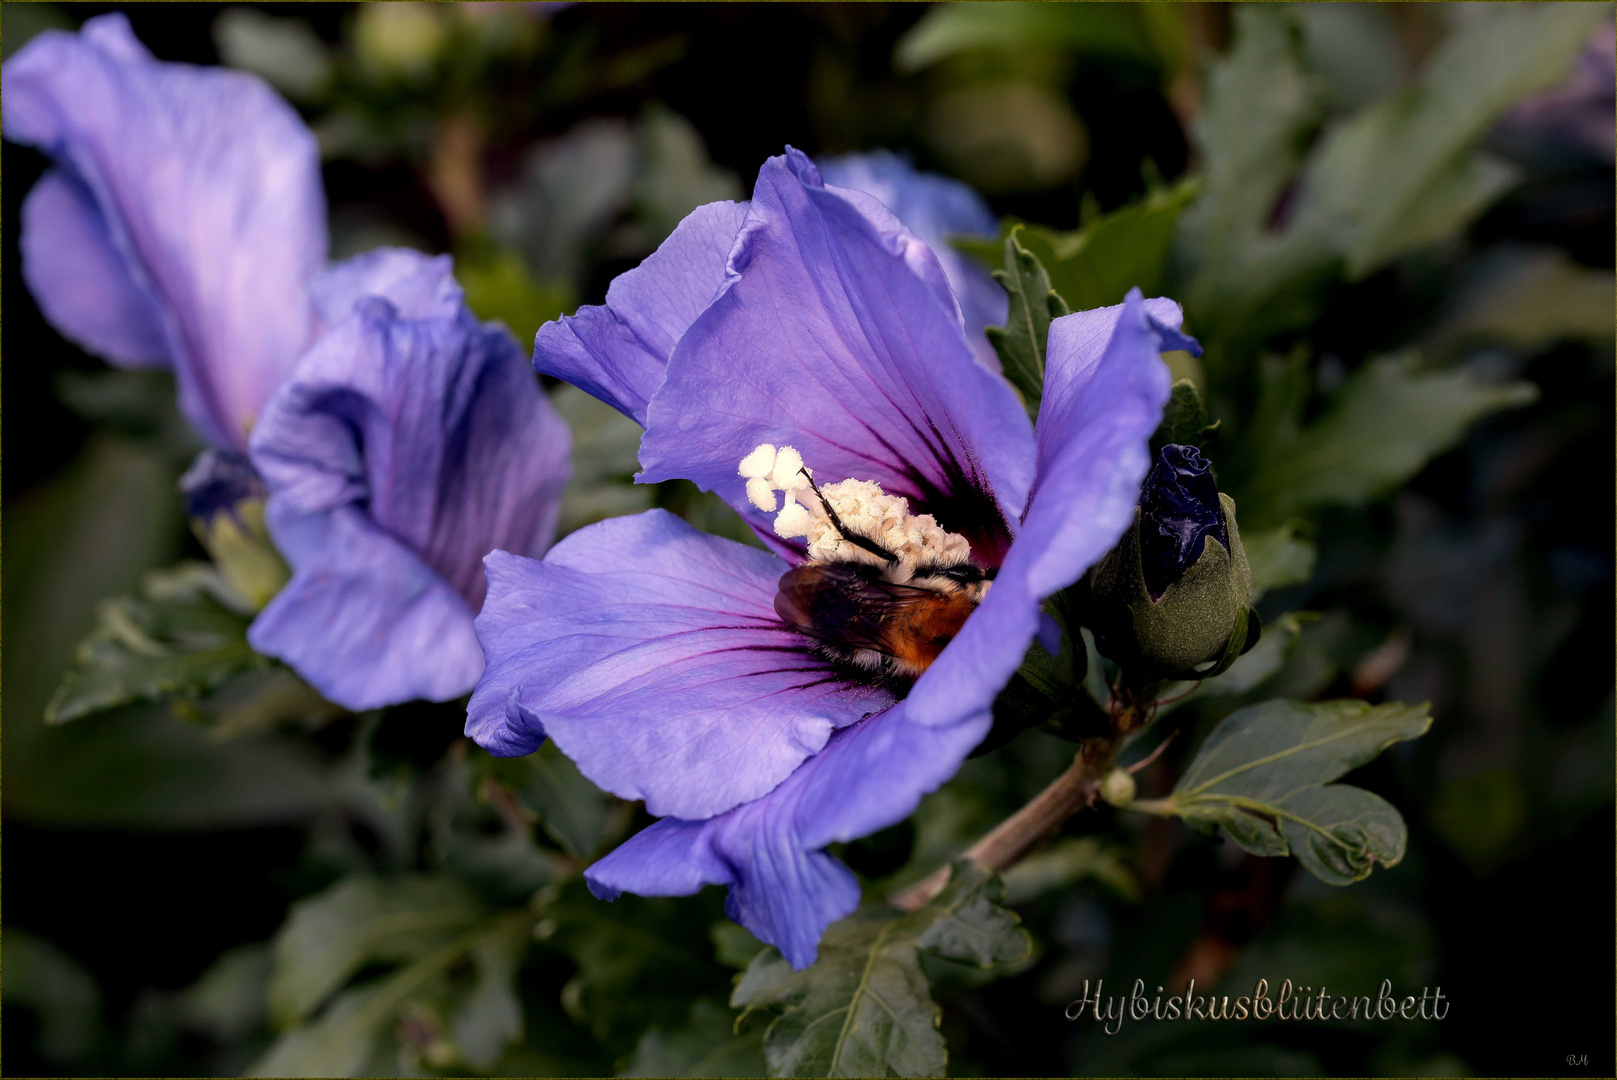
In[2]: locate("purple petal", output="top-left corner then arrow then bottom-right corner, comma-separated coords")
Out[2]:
533,200 -> 751,423
20,169 -> 168,366
311,248 -> 463,325
249,290 -> 569,709
466,511 -> 892,819
585,701 -> 991,969
248,505 -> 484,710
638,148 -> 1034,555
817,150 -> 1007,370
3,14 -> 327,450
907,292 -> 1180,727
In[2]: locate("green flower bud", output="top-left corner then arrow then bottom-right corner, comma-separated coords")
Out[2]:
182,451 -> 289,612
1089,445 -> 1255,678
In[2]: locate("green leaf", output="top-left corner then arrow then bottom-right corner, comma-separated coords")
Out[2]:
1152,699 -> 1431,884
173,944 -> 272,1045
1177,4 -> 1602,367
456,244 -> 573,356
633,104 -> 743,245
621,999 -> 768,1078
731,861 -> 1028,1078
963,180 -> 1200,315
1430,246 -> 1617,354
984,227 -> 1069,418
1000,837 -> 1139,905
519,739 -> 624,860
0,928 -> 103,1065
552,383 -> 658,537
911,863 -> 1029,969
1297,2 -> 1609,278
214,7 -> 335,102
1150,378 -> 1213,457
4,438 -> 334,830
1174,6 -> 1334,364
45,562 -> 270,725
895,1 -> 1164,73
268,875 -> 485,1028
248,982 -> 394,1078
255,870 -> 530,1079
1242,520 -> 1317,601
537,879 -> 732,1048
1231,352 -> 1537,529
250,912 -> 529,1078
449,915 -> 530,1069
1054,178 -> 1202,311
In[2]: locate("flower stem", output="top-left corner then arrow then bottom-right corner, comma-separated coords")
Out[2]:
889,692 -> 1153,912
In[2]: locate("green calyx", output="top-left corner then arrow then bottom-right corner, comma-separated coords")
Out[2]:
191,498 -> 290,613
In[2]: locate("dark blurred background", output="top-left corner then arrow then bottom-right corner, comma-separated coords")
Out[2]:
3,3 -> 1612,1076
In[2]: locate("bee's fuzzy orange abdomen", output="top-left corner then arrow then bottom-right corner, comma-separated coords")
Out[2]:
886,594 -> 975,674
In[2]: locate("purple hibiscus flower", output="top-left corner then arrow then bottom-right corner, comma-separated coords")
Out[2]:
817,150 -> 1008,370
5,16 -> 571,711
531,146 -> 1008,428
248,249 -> 571,710
3,13 -> 325,451
469,149 -> 1196,967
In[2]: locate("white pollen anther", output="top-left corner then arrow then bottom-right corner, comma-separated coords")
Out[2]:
745,477 -> 778,512
774,501 -> 814,538
736,443 -> 974,574
770,446 -> 806,490
738,443 -> 777,479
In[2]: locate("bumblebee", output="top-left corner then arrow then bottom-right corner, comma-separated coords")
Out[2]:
773,470 -> 992,683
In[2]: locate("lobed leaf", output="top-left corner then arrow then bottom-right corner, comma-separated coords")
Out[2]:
255,892 -> 530,1078
999,837 -> 1139,905
621,999 -> 768,1078
45,562 -> 270,725
1149,378 -> 1213,458
1231,352 -> 1537,530
267,875 -> 485,1028
731,862 -> 1028,1078
961,178 -> 1199,315
984,227 -> 1069,419
1295,2 -> 1609,279
519,739 -> 624,860
1174,6 -> 1331,363
1242,520 -> 1317,601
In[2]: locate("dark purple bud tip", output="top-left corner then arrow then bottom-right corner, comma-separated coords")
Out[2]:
1139,444 -> 1226,600
181,448 -> 267,523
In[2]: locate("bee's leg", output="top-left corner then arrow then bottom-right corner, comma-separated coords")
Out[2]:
799,467 -> 901,565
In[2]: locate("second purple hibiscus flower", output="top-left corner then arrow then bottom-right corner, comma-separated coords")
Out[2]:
468,149 -> 1198,967
4,16 -> 571,712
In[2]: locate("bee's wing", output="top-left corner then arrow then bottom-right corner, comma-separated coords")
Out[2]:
774,564 -> 938,658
